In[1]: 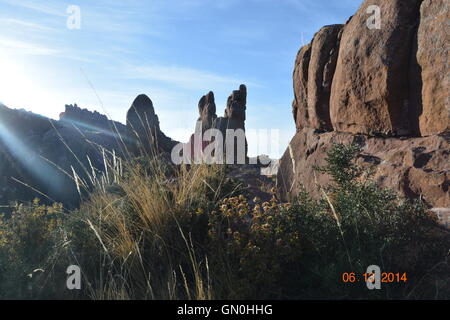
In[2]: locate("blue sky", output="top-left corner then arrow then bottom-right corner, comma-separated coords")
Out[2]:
0,0 -> 360,157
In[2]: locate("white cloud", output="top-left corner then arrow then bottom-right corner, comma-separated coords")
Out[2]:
0,35 -> 98,62
0,36 -> 60,56
1,0 -> 66,17
125,64 -> 259,91
0,17 -> 57,31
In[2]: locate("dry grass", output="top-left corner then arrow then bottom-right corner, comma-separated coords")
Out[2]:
64,153 -> 233,300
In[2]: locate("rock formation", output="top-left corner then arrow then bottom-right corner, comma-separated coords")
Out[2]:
292,44 -> 311,132
220,84 -> 248,163
189,85 -> 248,163
417,0 -> 450,136
307,25 -> 342,131
223,84 -> 247,131
278,128 -> 449,208
60,104 -> 109,129
330,0 -> 424,136
126,94 -> 177,155
198,91 -> 217,134
278,0 -> 450,209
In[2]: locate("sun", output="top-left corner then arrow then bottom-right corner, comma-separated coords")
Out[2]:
0,53 -> 61,118
0,54 -> 37,108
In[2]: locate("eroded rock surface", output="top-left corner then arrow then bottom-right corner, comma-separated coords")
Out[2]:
278,0 -> 449,210
292,44 -> 311,131
307,24 -> 342,131
278,128 -> 449,208
330,0 -> 423,136
417,0 -> 450,136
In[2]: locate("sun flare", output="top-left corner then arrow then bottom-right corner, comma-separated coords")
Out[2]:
0,54 -> 60,118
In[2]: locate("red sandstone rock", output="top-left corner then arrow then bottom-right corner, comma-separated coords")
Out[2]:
292,44 -> 311,132
329,0 -> 423,136
417,0 -> 450,136
307,25 -> 342,131
277,129 -> 450,209
279,0 -> 449,211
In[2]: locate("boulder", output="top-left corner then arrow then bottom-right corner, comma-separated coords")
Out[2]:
307,24 -> 343,131
292,44 -> 311,131
417,0 -> 450,136
329,0 -> 423,136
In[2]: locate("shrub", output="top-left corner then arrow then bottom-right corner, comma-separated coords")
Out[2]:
0,199 -> 67,299
288,144 -> 450,299
207,193 -> 302,299
0,144 -> 448,299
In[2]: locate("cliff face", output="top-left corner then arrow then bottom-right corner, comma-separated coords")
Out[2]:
278,0 -> 449,209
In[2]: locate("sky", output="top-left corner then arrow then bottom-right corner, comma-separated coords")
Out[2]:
0,0 -> 361,158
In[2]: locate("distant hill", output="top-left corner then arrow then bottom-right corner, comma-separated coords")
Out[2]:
0,103 -> 128,207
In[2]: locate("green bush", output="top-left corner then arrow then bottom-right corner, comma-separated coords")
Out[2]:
0,199 -> 68,299
288,144 -> 450,299
207,193 -> 302,299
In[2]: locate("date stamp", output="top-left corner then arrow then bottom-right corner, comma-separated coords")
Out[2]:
341,265 -> 407,290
